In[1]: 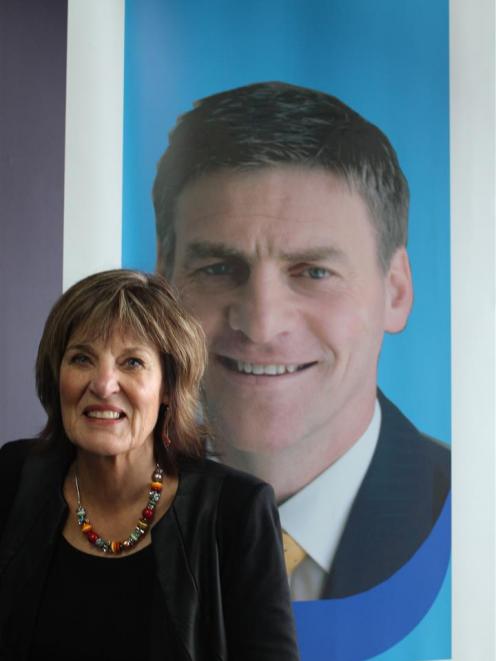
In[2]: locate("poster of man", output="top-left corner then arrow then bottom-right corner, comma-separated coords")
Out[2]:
152,81 -> 451,602
120,4 -> 451,659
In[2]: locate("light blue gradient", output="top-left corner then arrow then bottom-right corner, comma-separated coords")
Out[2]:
122,0 -> 450,444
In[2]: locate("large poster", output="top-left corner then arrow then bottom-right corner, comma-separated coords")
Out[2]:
122,2 -> 450,660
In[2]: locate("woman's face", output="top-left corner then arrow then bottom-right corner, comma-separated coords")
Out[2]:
59,327 -> 167,458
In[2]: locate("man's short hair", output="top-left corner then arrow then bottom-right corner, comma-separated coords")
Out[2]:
153,81 -> 409,276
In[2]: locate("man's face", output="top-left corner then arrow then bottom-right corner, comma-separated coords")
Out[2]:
170,166 -> 411,458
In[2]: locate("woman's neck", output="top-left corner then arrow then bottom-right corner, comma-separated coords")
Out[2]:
74,443 -> 157,509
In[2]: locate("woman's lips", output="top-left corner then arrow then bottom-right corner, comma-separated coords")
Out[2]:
83,406 -> 126,419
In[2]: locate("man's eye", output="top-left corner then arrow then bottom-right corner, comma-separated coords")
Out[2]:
201,263 -> 234,276
301,266 -> 331,279
196,260 -> 249,285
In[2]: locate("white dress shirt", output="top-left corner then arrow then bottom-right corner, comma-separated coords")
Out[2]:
279,400 -> 381,601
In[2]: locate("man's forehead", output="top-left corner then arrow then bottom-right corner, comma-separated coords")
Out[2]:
173,166 -> 376,257
175,165 -> 356,220
177,167 -> 371,230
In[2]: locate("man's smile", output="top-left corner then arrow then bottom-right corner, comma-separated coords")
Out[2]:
217,355 -> 317,376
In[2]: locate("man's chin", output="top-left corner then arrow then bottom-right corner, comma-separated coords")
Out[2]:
208,418 -> 299,457
203,391 -> 310,456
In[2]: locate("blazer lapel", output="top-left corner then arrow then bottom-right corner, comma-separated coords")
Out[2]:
0,445 -> 70,659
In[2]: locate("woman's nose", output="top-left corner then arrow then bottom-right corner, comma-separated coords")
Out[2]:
89,365 -> 120,398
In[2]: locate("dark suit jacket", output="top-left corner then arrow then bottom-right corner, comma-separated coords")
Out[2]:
0,440 -> 299,661
323,391 -> 451,598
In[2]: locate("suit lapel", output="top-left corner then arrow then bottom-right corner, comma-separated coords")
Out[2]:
322,391 -> 441,598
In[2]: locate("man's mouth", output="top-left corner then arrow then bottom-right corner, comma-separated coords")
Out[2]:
218,356 -> 316,376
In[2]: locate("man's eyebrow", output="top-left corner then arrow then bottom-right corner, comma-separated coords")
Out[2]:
183,242 -> 247,264
279,246 -> 347,262
182,241 -> 347,265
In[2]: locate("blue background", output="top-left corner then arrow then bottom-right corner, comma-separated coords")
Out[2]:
121,1 -> 450,658
122,0 -> 450,446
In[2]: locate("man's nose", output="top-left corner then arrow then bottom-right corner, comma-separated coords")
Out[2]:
227,271 -> 293,344
89,364 -> 120,398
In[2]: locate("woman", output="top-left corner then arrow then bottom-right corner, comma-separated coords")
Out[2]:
0,270 -> 299,661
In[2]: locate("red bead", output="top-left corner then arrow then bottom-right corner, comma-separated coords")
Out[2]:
142,507 -> 154,521
87,530 -> 99,544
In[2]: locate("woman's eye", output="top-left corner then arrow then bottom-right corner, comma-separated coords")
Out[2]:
70,353 -> 90,365
125,357 -> 144,369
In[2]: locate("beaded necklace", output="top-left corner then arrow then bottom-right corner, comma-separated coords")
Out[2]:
74,465 -> 164,554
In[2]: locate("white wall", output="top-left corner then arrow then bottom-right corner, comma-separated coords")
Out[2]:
451,0 -> 496,658
63,0 -> 124,290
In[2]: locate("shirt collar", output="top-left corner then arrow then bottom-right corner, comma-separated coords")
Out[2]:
279,399 -> 381,572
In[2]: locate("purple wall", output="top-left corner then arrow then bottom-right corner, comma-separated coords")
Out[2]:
0,0 -> 67,443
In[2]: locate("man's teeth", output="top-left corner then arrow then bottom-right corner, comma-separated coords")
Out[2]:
86,410 -> 121,419
236,361 -> 299,375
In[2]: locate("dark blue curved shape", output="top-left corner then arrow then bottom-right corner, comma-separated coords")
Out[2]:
293,494 -> 451,661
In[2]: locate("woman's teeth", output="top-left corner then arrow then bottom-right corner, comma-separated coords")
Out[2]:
86,410 -> 121,419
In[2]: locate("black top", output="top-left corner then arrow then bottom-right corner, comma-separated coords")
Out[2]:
29,537 -> 170,661
0,441 -> 299,661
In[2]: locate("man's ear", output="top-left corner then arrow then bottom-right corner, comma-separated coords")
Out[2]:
156,241 -> 176,280
156,242 -> 165,275
384,247 -> 413,333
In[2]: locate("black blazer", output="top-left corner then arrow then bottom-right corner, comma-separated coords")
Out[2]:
0,440 -> 300,661
323,391 -> 451,598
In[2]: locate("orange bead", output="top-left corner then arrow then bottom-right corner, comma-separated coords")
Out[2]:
150,482 -> 163,491
81,522 -> 92,533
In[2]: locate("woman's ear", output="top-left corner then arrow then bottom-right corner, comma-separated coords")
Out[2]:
160,381 -> 170,406
384,247 -> 413,333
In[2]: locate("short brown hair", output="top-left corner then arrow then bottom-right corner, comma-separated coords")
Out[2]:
36,269 -> 208,473
154,81 -> 409,276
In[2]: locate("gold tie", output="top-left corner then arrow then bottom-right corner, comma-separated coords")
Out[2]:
282,530 -> 307,577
